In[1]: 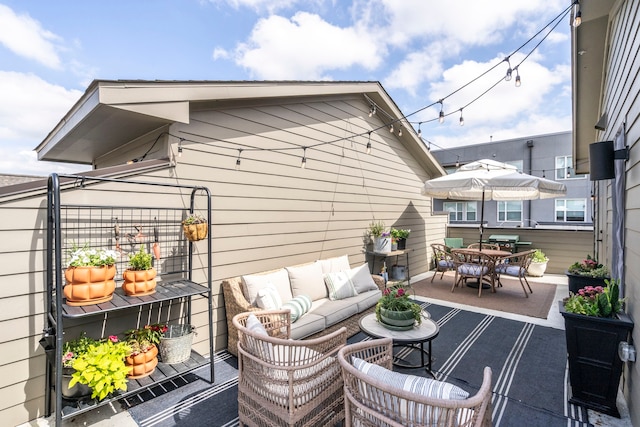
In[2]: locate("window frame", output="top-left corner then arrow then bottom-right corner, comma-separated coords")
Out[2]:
497,200 -> 523,223
443,201 -> 477,222
555,198 -> 587,222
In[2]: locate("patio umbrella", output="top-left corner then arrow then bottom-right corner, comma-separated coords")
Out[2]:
422,159 -> 567,247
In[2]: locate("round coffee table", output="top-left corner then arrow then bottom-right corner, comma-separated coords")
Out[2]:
359,312 -> 439,375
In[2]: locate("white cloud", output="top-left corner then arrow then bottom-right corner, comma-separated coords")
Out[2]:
234,12 -> 384,79
0,4 -> 62,69
209,0 -> 299,13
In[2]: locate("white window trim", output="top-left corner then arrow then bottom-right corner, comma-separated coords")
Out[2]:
497,201 -> 523,223
555,198 -> 587,222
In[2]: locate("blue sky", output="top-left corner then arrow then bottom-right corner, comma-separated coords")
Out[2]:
0,0 -> 573,176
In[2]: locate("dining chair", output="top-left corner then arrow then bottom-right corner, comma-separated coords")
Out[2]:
451,249 -> 496,297
443,237 -> 464,249
430,243 -> 455,282
494,249 -> 536,297
467,243 -> 500,250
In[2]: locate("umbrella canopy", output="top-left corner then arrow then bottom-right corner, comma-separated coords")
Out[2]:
422,159 -> 567,246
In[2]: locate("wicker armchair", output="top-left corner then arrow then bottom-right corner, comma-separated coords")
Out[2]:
338,338 -> 492,427
430,243 -> 455,283
494,249 -> 536,297
232,310 -> 347,426
466,243 -> 500,250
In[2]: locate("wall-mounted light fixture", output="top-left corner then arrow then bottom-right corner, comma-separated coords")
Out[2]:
589,140 -> 629,180
618,341 -> 636,362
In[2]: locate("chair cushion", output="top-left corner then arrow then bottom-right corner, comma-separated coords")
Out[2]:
458,264 -> 489,276
324,271 -> 358,300
496,264 -> 524,277
316,255 -> 351,274
282,295 -> 312,322
348,263 -> 379,293
287,262 -> 328,301
242,268 -> 293,306
255,283 -> 283,310
438,259 -> 454,268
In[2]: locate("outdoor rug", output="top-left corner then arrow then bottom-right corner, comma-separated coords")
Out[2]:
413,272 -> 557,319
124,302 -> 591,427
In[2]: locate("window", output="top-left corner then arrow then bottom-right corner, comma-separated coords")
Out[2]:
556,155 -> 584,179
443,201 -> 477,221
556,199 -> 586,222
497,201 -> 522,222
505,160 -> 523,172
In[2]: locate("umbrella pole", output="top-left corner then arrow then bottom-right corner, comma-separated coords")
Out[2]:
479,190 -> 485,250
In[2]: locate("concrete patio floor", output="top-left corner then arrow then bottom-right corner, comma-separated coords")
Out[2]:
22,273 -> 632,427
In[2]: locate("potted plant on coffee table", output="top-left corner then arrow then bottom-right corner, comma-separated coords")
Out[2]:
375,284 -> 422,330
122,245 -> 157,296
566,254 -> 610,294
64,244 -> 119,306
124,323 -> 167,379
559,279 -> 634,417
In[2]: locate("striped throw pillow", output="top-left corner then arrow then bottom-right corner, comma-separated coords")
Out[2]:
281,295 -> 312,322
324,271 -> 358,300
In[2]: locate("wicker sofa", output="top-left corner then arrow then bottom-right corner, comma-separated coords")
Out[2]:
222,255 -> 385,356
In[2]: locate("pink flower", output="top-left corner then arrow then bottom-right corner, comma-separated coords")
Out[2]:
62,351 -> 74,363
396,288 -> 405,297
383,288 -> 391,296
108,335 -> 119,343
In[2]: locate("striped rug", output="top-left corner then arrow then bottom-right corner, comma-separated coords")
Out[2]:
125,302 -> 591,427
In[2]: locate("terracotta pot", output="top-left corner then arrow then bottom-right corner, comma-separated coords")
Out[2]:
64,265 -> 116,306
122,268 -> 157,296
183,223 -> 208,242
125,345 -> 159,379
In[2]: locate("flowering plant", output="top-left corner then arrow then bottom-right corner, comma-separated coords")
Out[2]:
368,220 -> 386,238
67,244 -> 118,267
125,323 -> 168,355
567,254 -> 609,278
563,279 -> 623,318
375,285 -> 422,324
62,332 -> 97,368
390,228 -> 411,240
68,335 -> 131,401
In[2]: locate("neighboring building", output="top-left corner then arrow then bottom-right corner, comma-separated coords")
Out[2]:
430,131 -> 593,229
0,80 -> 447,425
573,1 -> 640,425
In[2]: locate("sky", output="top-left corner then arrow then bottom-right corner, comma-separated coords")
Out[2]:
0,0 -> 574,176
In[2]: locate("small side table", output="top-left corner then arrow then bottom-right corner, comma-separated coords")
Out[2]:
359,312 -> 439,375
365,248 -> 413,285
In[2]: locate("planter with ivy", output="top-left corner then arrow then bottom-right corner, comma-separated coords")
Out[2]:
122,246 -> 157,296
559,279 -> 634,417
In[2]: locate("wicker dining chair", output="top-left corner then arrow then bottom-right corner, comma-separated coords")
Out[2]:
338,338 -> 493,427
232,310 -> 347,427
494,249 -> 537,297
450,249 -> 496,297
466,243 -> 500,250
431,243 -> 455,283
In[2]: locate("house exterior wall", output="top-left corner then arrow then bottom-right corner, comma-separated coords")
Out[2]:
431,131 -> 593,228
0,91 -> 447,425
592,1 -> 640,424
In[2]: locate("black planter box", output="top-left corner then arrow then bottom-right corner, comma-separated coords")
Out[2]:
565,272 -> 609,295
559,302 -> 634,417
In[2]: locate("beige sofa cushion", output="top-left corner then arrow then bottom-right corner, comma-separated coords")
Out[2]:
348,263 -> 379,293
315,255 -> 351,274
242,268 -> 293,305
286,262 -> 328,301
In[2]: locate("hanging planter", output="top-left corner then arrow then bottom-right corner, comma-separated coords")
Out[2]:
182,214 -> 208,242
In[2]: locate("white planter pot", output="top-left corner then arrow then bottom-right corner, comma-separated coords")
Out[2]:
527,261 -> 548,277
373,236 -> 391,252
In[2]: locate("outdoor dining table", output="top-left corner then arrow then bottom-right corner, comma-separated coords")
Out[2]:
456,247 -> 511,289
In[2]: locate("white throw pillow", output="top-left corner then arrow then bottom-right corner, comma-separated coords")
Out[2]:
316,254 -> 351,274
348,263 -> 379,293
242,268 -> 292,306
324,271 -> 358,300
281,295 -> 312,322
255,283 -> 283,310
286,262 -> 327,301
245,313 -> 268,337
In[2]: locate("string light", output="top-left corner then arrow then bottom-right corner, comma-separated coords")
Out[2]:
398,125 -> 402,137
456,156 -> 460,167
235,149 -> 242,170
438,101 -> 445,124
515,68 -> 521,87
368,104 -> 376,117
389,123 -> 394,133
459,109 -> 464,126
178,139 -> 183,157
504,57 -> 512,81
366,132 -> 372,154
417,122 -> 422,138
573,1 -> 582,27
542,170 -> 546,178
301,147 -> 307,168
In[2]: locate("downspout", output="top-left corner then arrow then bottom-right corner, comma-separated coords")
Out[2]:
527,140 -> 534,224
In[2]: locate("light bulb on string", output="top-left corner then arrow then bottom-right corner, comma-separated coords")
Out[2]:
515,68 -> 521,87
573,6 -> 582,27
366,132 -> 372,154
369,104 -> 376,117
389,123 -> 394,133
301,147 -> 307,169
459,109 -> 464,126
398,126 -> 402,137
438,101 -> 445,124
178,139 -> 183,157
455,156 -> 460,167
542,170 -> 546,178
504,57 -> 512,81
235,149 -> 243,170
417,122 -> 422,138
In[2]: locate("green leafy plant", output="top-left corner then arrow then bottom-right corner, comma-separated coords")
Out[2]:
563,278 -> 624,318
531,249 -> 548,263
62,332 -> 97,368
125,324 -> 167,356
127,246 -> 153,271
67,244 -> 118,267
68,335 -> 131,401
390,228 -> 411,240
368,220 -> 386,238
375,285 -> 422,325
182,214 -> 206,225
568,254 -> 609,278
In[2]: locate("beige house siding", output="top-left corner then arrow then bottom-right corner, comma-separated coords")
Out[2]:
0,84 -> 446,425
588,1 -> 640,425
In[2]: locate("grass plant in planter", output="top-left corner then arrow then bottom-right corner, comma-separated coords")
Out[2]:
68,335 -> 131,401
124,324 -> 167,379
64,244 -> 118,306
560,279 -> 633,417
566,254 -> 610,295
182,213 -> 208,242
527,249 -> 548,277
122,246 -> 157,296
